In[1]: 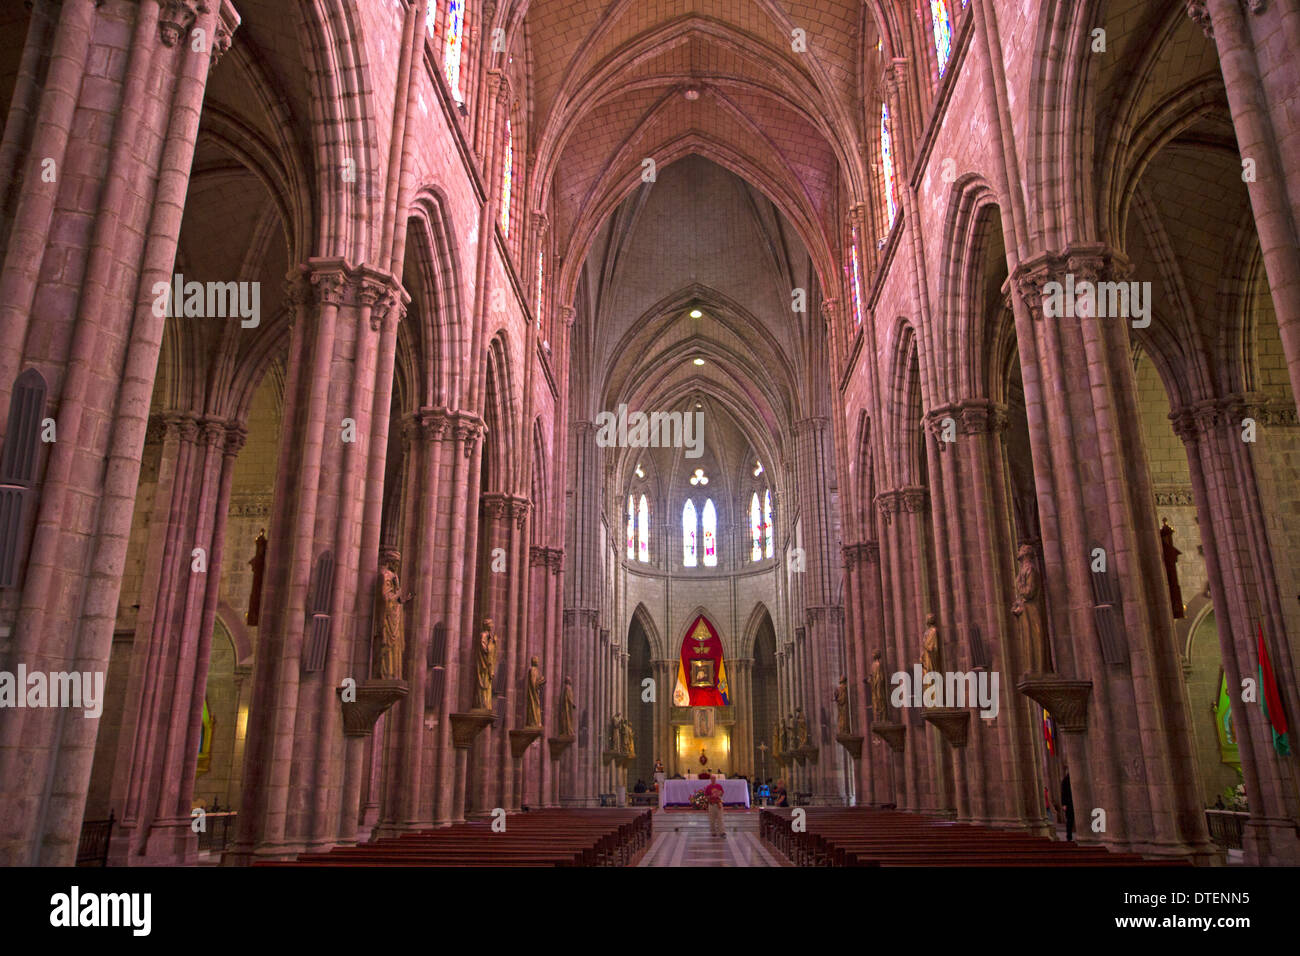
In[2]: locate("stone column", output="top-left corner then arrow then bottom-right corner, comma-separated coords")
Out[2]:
228,263 -> 405,862
1010,248 -> 1216,860
0,0 -> 240,868
1199,0 -> 1300,410
1172,398 -> 1300,864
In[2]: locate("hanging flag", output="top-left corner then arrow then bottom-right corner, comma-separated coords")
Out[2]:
1214,671 -> 1240,768
1258,622 -> 1291,756
673,659 -> 689,707
1042,708 -> 1055,756
717,659 -> 730,706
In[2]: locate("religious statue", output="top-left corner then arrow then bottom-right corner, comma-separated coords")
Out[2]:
474,618 -> 500,710
920,612 -> 943,676
1011,543 -> 1053,673
784,713 -> 797,753
623,717 -> 636,759
794,707 -> 809,749
1159,517 -> 1185,619
834,674 -> 850,735
560,676 -> 576,736
524,655 -> 546,727
609,713 -> 624,753
869,651 -> 888,723
371,550 -> 413,680
772,718 -> 783,759
245,528 -> 267,626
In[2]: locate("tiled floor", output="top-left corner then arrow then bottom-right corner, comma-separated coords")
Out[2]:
637,810 -> 791,866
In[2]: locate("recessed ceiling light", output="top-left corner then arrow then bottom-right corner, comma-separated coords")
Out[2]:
689,309 -> 702,318
684,88 -> 700,101
693,358 -> 705,366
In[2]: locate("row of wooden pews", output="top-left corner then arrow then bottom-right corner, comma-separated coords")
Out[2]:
254,809 -> 652,867
760,808 -> 1193,867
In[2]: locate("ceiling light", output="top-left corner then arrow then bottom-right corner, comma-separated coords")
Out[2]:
684,88 -> 700,101
693,358 -> 705,366
689,309 -> 702,318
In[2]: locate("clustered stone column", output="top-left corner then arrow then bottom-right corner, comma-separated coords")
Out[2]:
0,0 -> 240,867
108,414 -> 247,864
1009,246 -> 1215,860
1172,396 -> 1300,863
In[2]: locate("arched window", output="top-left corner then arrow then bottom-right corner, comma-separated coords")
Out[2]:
881,104 -> 897,229
683,500 -> 698,567
425,2 -> 438,37
764,489 -> 774,559
750,493 -> 762,562
637,494 -> 649,562
500,118 -> 513,236
930,1 -> 953,78
444,0 -> 465,102
627,494 -> 635,560
849,225 -> 864,326
702,499 -> 717,567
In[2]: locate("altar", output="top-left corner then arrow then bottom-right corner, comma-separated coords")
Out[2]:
659,778 -> 750,809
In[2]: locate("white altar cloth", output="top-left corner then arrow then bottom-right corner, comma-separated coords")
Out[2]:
659,778 -> 750,808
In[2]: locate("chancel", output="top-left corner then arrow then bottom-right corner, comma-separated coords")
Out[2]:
0,0 -> 1296,878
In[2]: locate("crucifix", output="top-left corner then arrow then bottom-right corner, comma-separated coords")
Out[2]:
758,741 -> 768,780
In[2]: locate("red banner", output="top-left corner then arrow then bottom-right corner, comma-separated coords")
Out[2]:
680,615 -> 725,706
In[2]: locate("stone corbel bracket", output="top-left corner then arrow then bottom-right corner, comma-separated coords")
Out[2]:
921,707 -> 971,748
449,711 -> 497,749
835,734 -> 864,760
509,728 -> 543,760
870,721 -> 907,753
338,679 -> 409,737
547,735 -> 575,760
1015,675 -> 1093,733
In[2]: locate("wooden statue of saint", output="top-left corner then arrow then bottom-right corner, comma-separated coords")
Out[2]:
1159,518 -> 1185,619
834,674 -> 850,735
920,613 -> 943,675
474,618 -> 499,711
869,651 -> 888,723
372,550 -> 413,680
524,656 -> 546,727
794,708 -> 809,750
560,676 -> 576,736
246,528 -> 267,626
1011,543 -> 1053,673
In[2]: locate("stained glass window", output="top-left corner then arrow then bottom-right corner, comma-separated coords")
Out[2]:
536,246 -> 545,318
501,118 -> 513,236
850,225 -> 864,326
881,104 -> 897,229
627,495 -> 635,560
638,494 -> 649,562
426,2 -> 438,37
931,1 -> 953,78
445,0 -> 464,102
764,489 -> 774,559
750,493 -> 762,562
683,500 -> 698,566
702,499 -> 717,567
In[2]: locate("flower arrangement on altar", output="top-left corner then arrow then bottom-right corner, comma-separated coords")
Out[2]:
689,789 -> 709,810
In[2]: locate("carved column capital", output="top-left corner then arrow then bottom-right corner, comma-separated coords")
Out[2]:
1187,1 -> 1214,36
159,0 -> 202,48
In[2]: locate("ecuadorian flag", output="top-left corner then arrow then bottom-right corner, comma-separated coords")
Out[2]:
718,659 -> 730,705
